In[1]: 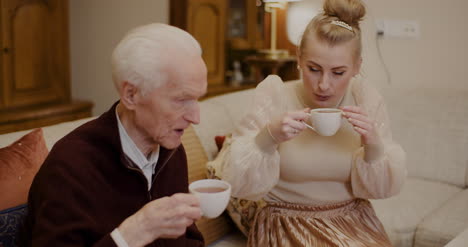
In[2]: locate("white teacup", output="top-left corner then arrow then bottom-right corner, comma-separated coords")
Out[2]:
189,179 -> 231,218
304,108 -> 343,136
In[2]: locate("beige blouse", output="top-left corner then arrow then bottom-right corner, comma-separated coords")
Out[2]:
213,75 -> 406,205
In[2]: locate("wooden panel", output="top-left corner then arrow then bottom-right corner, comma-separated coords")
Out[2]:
170,0 -> 188,30
187,0 -> 226,86
0,100 -> 93,134
1,0 -> 70,109
14,3 -> 48,90
228,0 -> 264,50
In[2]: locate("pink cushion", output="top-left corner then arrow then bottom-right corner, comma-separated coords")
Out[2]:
0,129 -> 48,210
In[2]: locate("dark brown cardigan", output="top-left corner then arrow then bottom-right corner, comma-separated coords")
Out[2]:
20,102 -> 204,247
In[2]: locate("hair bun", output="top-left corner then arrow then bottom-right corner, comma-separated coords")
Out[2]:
323,0 -> 366,27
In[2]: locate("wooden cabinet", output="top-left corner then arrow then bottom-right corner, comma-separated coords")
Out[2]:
226,0 -> 264,50
0,0 -> 69,109
170,0 -> 299,98
0,0 -> 92,133
172,0 -> 227,86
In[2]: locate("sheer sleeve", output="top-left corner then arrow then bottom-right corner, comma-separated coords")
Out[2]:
351,83 -> 407,199
210,75 -> 285,201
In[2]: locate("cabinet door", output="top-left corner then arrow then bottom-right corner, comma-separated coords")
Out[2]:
187,0 -> 226,86
0,0 -> 69,109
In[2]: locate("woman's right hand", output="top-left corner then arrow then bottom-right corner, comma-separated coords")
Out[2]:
267,108 -> 310,143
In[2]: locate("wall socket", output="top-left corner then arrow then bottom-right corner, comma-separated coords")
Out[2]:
376,19 -> 420,39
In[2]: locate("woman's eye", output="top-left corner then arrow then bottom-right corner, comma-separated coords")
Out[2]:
308,67 -> 320,72
333,71 -> 345,75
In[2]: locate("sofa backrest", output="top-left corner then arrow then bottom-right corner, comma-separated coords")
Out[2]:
195,89 -> 256,161
382,87 -> 468,188
0,117 -> 95,150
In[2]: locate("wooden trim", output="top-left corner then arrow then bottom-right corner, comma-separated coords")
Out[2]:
0,100 -> 93,134
62,0 -> 71,100
170,0 -> 188,30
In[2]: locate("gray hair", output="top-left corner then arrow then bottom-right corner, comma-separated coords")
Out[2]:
111,23 -> 202,95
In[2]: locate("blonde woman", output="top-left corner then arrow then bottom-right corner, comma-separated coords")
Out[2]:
215,0 -> 406,246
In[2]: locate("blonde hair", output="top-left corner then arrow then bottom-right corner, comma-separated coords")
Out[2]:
299,0 -> 366,60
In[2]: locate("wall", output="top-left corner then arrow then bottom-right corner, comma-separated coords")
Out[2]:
69,0 -> 169,115
288,0 -> 468,91
71,0 -> 468,114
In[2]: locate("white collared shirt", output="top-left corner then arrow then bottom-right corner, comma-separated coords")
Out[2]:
115,109 -> 160,190
112,108 -> 160,247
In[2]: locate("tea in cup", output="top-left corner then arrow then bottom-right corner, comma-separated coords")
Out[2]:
189,179 -> 231,218
304,108 -> 343,136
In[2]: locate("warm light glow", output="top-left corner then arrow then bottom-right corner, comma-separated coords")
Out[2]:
287,0 -> 321,46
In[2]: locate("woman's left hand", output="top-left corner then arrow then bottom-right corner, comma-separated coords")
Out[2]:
340,106 -> 379,145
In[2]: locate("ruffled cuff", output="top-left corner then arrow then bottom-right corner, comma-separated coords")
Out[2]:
255,126 -> 279,154
364,141 -> 384,163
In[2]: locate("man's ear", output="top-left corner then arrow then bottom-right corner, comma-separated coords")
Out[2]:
120,81 -> 139,110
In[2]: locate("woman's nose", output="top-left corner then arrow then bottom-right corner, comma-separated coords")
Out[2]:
318,74 -> 330,91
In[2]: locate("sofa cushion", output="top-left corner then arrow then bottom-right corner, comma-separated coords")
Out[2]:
0,204 -> 28,247
0,128 -> 48,210
197,89 -> 254,161
0,118 -> 95,151
41,117 -> 95,150
444,228 -> 468,247
371,177 -> 462,247
414,189 -> 468,247
383,88 -> 468,187
196,101 -> 236,161
182,125 -> 234,245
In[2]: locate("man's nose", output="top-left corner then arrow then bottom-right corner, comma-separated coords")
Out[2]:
185,103 -> 200,125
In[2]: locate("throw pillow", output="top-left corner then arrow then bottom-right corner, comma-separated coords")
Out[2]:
0,204 -> 27,247
207,135 -> 266,237
0,128 -> 48,211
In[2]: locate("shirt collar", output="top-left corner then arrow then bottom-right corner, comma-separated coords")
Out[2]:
115,108 -> 159,171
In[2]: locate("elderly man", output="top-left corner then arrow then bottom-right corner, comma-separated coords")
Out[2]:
20,23 -> 207,247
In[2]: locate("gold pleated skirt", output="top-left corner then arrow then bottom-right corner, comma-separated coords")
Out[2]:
247,199 -> 392,247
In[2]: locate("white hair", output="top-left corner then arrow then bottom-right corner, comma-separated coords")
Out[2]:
111,23 -> 202,94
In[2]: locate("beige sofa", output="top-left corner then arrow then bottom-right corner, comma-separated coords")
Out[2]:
1,82 -> 467,247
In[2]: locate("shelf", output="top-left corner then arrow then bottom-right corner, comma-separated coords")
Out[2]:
0,100 -> 93,134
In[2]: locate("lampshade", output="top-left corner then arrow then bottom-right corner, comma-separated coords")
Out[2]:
287,0 -> 320,46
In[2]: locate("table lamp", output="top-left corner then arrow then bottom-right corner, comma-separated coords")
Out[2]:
261,0 -> 301,59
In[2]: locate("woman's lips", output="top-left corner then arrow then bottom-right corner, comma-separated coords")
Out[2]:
315,94 -> 331,101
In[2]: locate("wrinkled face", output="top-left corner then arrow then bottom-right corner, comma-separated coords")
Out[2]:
133,55 -> 207,150
298,36 -> 361,109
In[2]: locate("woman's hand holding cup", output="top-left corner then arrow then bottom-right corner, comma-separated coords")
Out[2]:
267,108 -> 310,143
340,105 -> 379,145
